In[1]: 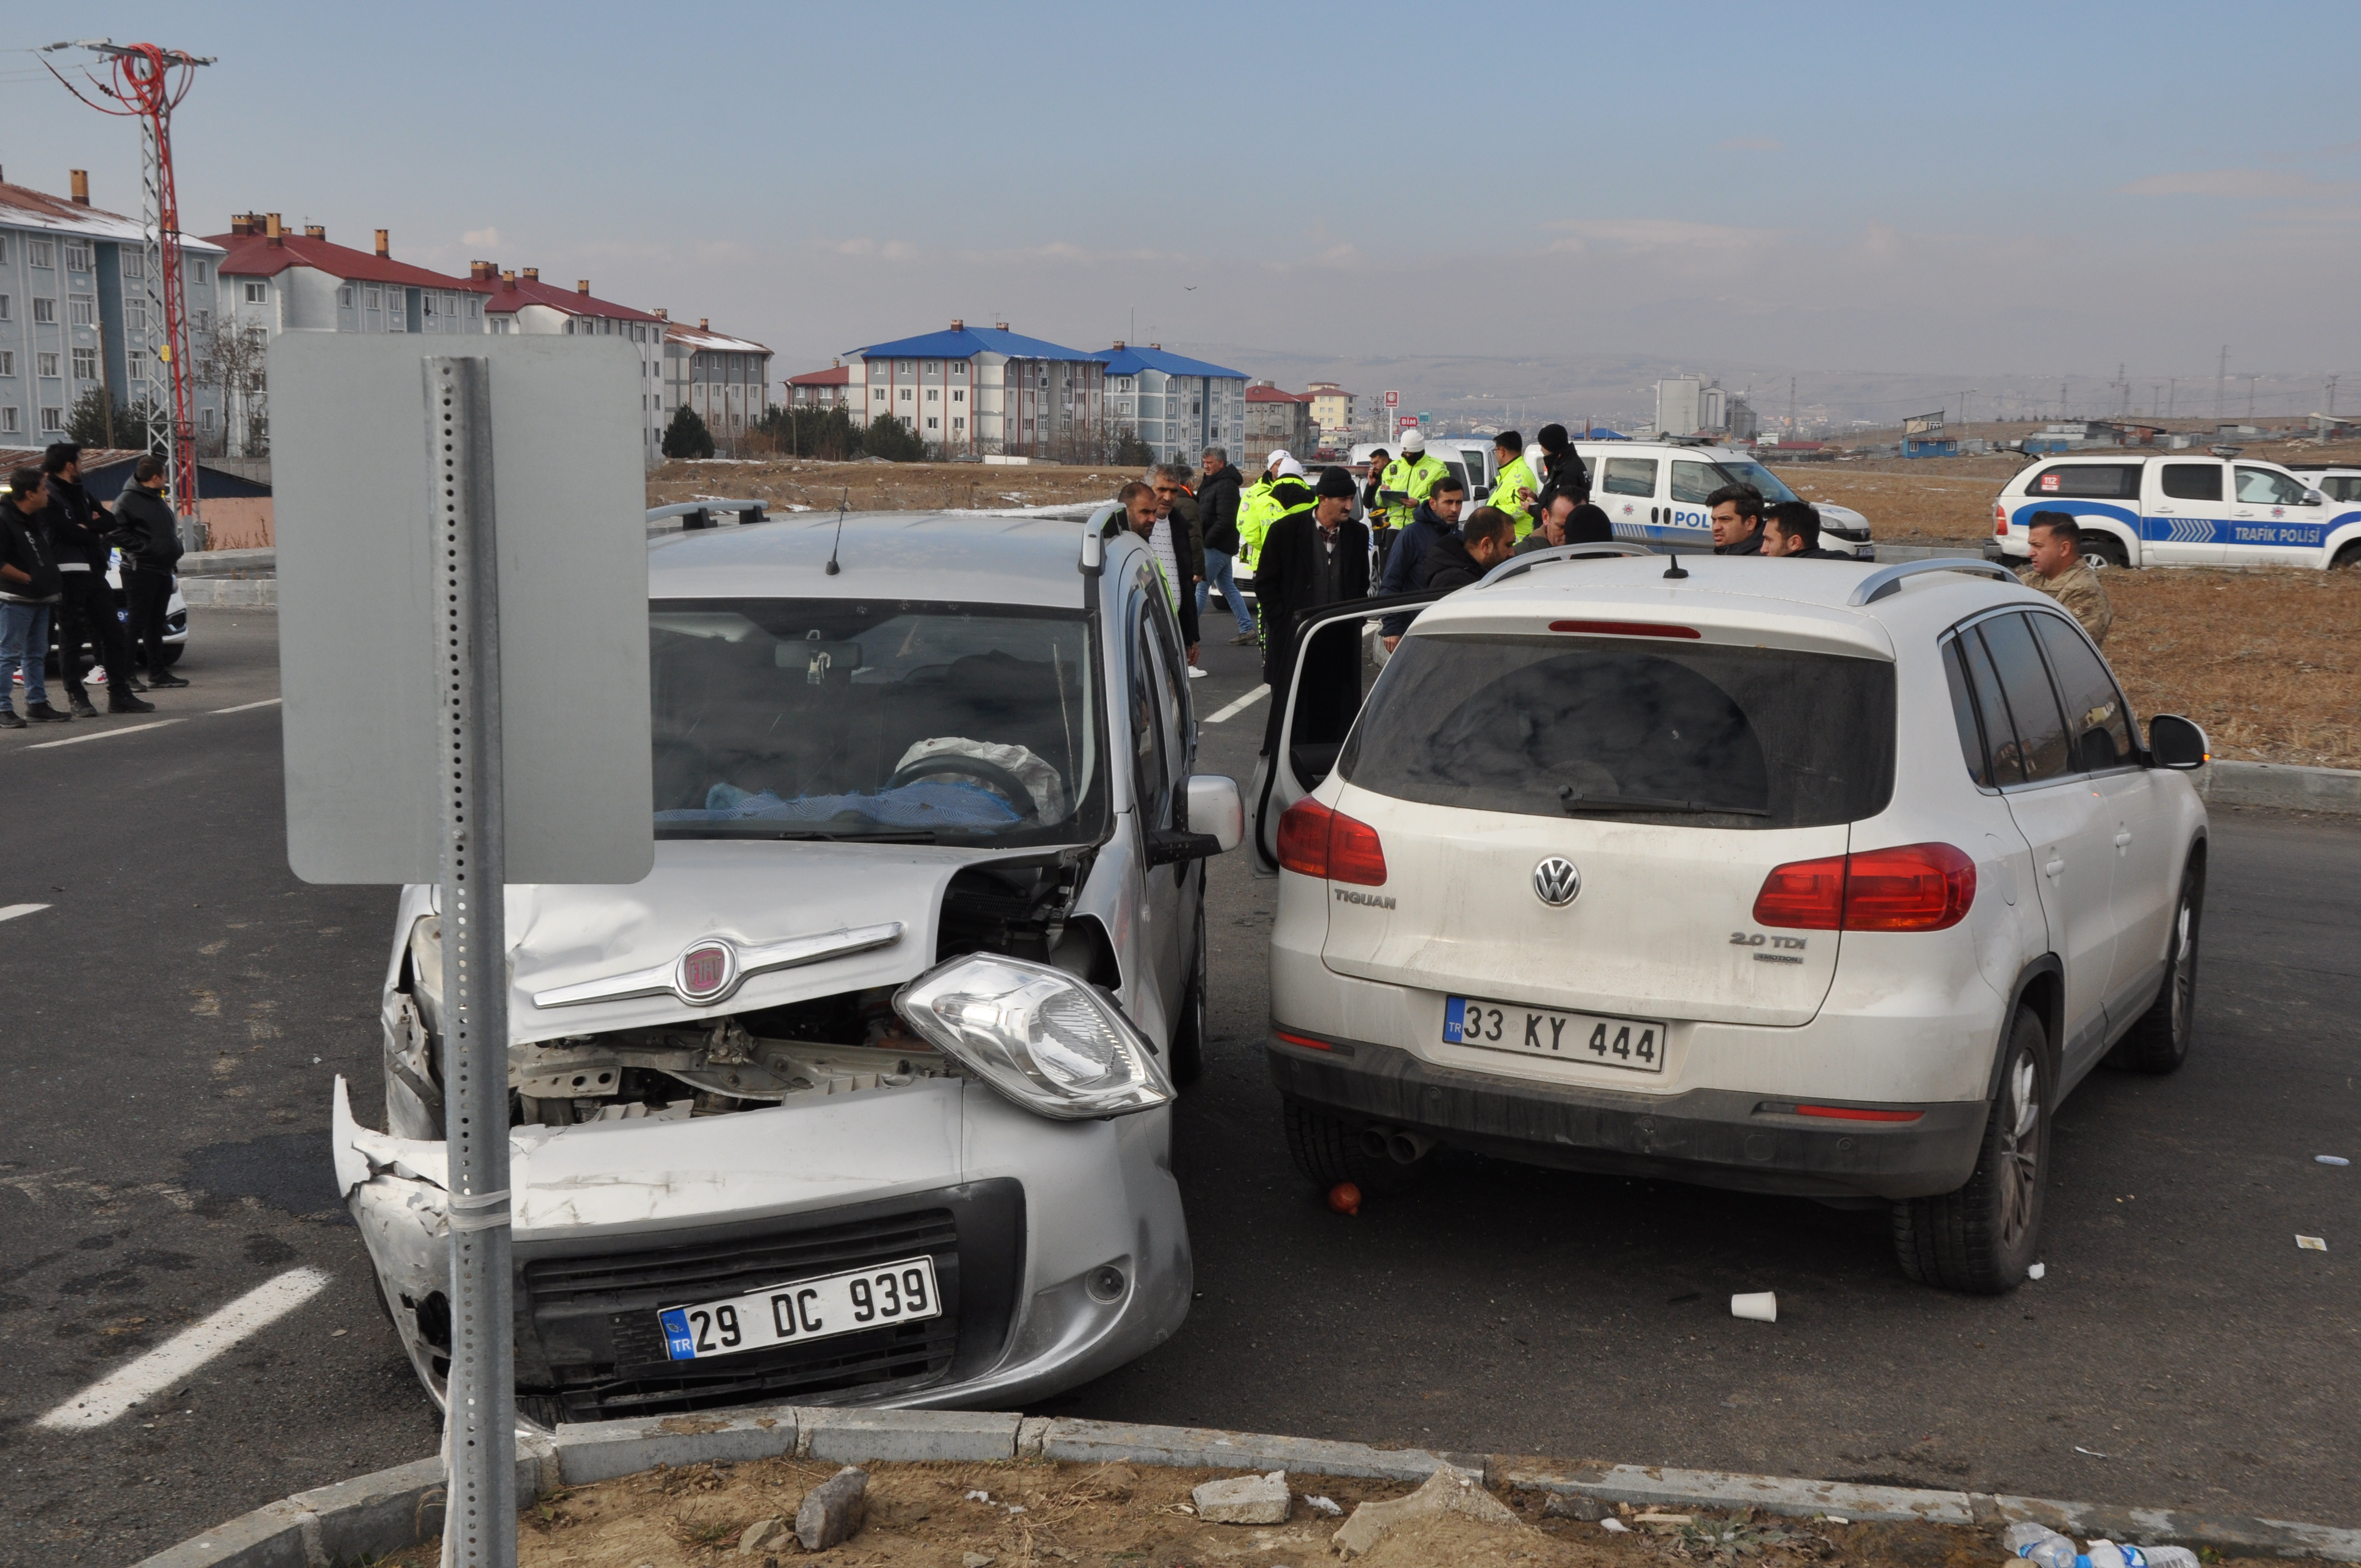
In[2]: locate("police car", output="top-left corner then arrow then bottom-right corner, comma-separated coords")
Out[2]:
1991,454 -> 2361,569
1575,440 -> 1874,559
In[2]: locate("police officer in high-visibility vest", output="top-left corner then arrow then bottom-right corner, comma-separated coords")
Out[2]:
1489,428 -> 1542,539
1376,428 -> 1450,538
1237,453 -> 1313,646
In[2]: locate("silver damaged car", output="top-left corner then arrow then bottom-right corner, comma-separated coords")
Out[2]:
333,513 -> 1239,1427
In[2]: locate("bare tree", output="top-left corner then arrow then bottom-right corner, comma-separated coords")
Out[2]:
192,322 -> 270,456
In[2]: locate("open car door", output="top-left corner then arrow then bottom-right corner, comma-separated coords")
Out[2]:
1249,590 -> 1445,873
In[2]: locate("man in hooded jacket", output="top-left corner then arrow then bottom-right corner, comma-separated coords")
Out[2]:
1375,472 -> 1466,650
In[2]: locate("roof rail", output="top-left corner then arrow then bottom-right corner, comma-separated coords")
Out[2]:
646,499 -> 768,531
1847,557 -> 2015,607
1479,540 -> 1656,586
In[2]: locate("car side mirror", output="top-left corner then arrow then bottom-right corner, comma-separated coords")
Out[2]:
1185,773 -> 1244,852
2304,488 -> 2325,505
2148,713 -> 2210,770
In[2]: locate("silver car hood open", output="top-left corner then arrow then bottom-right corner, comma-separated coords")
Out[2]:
490,840 -> 1005,1045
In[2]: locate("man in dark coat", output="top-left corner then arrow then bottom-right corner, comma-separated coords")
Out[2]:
1416,506 -> 1520,592
112,455 -> 186,686
1762,501 -> 1854,559
41,444 -> 150,714
1194,447 -> 1253,641
1708,483 -> 1767,556
1255,467 -> 1368,755
1512,488 -> 1616,554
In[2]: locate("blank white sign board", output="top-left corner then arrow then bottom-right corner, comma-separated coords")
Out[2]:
271,333 -> 654,885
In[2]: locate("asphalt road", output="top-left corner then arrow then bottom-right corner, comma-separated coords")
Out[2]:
2,608 -> 2355,1566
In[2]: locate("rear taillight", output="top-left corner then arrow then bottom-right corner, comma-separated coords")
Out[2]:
1275,797 -> 1388,886
1753,842 -> 1976,933
1993,502 -> 2009,537
1751,853 -> 1847,929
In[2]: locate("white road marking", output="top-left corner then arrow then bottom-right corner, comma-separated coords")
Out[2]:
0,902 -> 50,923
23,719 -> 183,750
37,1266 -> 333,1430
1205,685 -> 1270,724
210,698 -> 282,714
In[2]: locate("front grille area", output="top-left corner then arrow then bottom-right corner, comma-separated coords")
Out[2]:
511,1179 -> 1025,1425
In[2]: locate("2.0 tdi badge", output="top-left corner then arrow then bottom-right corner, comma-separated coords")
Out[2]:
1532,857 -> 1581,907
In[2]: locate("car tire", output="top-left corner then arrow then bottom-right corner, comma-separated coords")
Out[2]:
2083,535 -> 2130,570
1282,1099 -> 1427,1196
163,644 -> 187,666
1167,907 -> 1206,1088
2107,861 -> 2203,1075
2332,541 -> 2361,570
1892,1007 -> 2050,1294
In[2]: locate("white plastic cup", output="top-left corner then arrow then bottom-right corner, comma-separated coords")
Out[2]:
1729,1292 -> 1778,1322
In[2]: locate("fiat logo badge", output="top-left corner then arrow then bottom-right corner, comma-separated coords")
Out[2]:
1532,857 -> 1581,907
675,940 -> 738,1004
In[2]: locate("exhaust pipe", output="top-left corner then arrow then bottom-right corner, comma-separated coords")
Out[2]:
1358,1126 -> 1394,1162
1386,1130 -> 1435,1165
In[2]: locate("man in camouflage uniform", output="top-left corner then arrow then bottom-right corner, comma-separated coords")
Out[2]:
2019,511 -> 2113,645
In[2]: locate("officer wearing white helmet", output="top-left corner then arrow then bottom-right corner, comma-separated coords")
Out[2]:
1375,429 -> 1449,541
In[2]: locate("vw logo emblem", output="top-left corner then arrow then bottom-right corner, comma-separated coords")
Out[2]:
1532,857 -> 1581,907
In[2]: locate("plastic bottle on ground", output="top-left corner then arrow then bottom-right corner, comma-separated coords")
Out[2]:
2006,1525 -> 2083,1568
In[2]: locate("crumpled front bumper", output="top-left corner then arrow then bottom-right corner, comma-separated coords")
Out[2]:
333,1073 -> 1189,1425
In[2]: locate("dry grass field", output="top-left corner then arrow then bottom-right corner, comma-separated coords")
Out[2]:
2103,568 -> 2361,770
648,458 -> 1119,516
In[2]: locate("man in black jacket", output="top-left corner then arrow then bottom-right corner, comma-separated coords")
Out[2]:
1374,474 -> 1465,650
2,470 -> 69,726
1511,488 -> 1615,555
1416,506 -> 1519,592
1762,500 -> 1854,559
42,445 -> 151,714
1195,448 -> 1254,643
1255,467 -> 1368,758
1707,483 -> 1767,556
113,456 -> 187,688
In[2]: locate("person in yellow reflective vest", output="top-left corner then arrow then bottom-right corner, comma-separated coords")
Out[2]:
1489,428 -> 1541,538
1237,454 -> 1314,646
1377,428 -> 1450,536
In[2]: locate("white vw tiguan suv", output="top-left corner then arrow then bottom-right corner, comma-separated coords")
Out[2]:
1255,550 -> 2210,1292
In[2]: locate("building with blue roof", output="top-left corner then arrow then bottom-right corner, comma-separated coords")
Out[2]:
1088,342 -> 1249,466
841,318 -> 1108,459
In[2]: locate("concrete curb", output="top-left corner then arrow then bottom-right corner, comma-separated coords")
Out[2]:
2196,760 -> 2361,815
133,1408 -> 2361,1567
178,577 -> 277,609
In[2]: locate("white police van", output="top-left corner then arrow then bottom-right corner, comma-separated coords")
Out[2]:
1574,440 -> 1874,559
1991,454 -> 2361,570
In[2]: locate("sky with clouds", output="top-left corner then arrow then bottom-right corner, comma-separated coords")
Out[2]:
3,1 -> 2352,413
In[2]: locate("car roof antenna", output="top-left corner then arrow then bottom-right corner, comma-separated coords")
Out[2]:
825,489 -> 848,575
1663,549 -> 1689,580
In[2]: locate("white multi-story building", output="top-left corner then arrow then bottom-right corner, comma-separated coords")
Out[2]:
203,212 -> 486,454
1090,342 -> 1248,465
661,317 -> 774,447
844,320 -> 1106,459
1,169 -> 225,447
481,268 -> 667,464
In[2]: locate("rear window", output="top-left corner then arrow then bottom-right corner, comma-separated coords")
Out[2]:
2160,462 -> 2222,502
2028,464 -> 2141,499
1337,633 -> 1896,830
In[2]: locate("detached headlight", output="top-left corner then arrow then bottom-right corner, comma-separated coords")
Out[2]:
893,955 -> 1172,1120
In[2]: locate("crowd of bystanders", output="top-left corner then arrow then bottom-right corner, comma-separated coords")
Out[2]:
0,445 -> 189,730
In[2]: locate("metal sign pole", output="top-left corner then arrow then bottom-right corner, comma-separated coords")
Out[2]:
428,355 -> 518,1568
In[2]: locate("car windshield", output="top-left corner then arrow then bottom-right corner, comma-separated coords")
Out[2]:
1337,633 -> 1895,830
649,598 -> 1103,844
1707,459 -> 1800,504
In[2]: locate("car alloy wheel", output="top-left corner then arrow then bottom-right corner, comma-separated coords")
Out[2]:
1996,1049 -> 2041,1254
